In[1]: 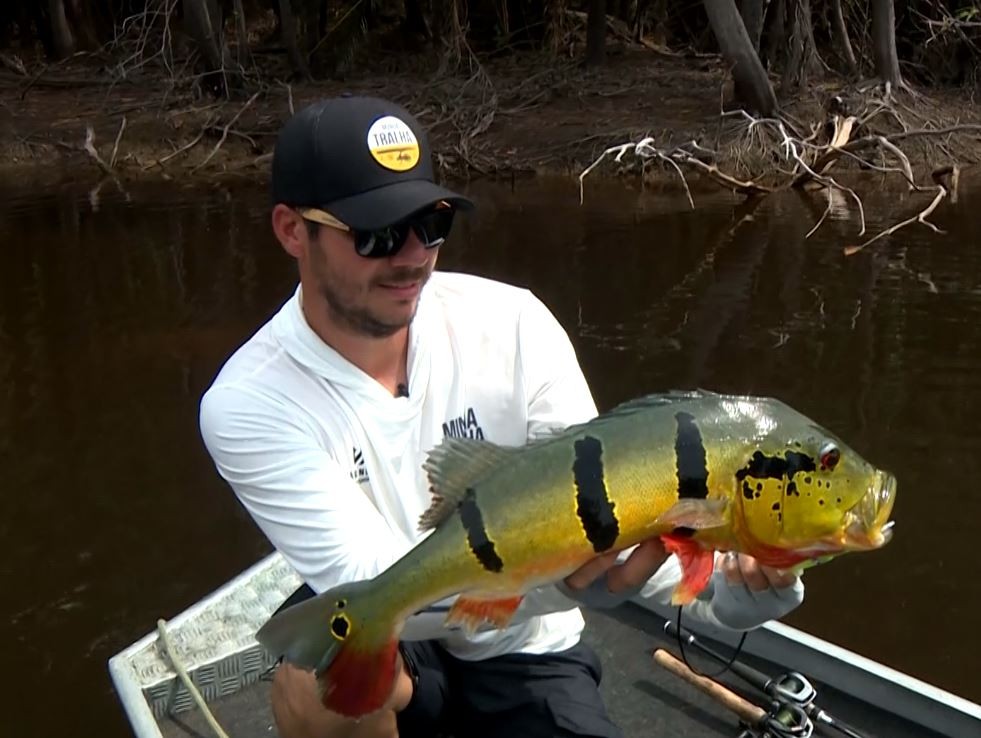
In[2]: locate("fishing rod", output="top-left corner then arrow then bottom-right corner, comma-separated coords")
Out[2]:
653,648 -> 812,738
664,619 -> 869,738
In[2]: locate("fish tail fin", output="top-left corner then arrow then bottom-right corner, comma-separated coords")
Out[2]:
256,579 -> 402,718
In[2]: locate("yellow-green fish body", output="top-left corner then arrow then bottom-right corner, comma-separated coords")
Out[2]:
256,390 -> 897,717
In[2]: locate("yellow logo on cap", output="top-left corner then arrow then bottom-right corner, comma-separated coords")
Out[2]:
367,116 -> 420,171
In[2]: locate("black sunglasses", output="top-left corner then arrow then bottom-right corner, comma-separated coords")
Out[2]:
299,204 -> 455,258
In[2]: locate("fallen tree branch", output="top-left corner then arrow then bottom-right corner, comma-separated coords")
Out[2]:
110,116 -> 127,168
83,126 -> 114,175
843,166 -> 958,255
191,91 -> 260,172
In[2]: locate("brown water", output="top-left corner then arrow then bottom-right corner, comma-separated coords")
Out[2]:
2,172 -> 980,736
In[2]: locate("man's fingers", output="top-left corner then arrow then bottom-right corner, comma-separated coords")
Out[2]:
723,553 -> 770,592
761,565 -> 798,590
563,550 -> 619,591
606,539 -> 669,594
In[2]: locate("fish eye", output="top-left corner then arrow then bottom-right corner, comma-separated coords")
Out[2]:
819,442 -> 841,470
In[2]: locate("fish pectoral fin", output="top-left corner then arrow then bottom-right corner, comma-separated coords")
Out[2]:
445,593 -> 524,633
654,498 -> 728,530
660,533 -> 715,605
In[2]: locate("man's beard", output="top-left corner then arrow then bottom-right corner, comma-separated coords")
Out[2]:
320,266 -> 432,338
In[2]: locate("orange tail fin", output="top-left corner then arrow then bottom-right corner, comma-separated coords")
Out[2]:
661,533 -> 715,605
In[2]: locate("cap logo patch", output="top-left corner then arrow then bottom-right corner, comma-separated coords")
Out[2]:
367,116 -> 420,172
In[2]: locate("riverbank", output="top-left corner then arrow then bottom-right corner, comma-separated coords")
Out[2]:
2,44 -> 980,192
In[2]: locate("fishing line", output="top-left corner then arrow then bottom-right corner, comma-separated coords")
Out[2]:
675,605 -> 747,678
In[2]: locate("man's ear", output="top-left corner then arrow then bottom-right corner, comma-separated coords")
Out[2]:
272,204 -> 306,259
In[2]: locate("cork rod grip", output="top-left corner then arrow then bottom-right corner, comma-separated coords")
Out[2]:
652,648 -> 767,726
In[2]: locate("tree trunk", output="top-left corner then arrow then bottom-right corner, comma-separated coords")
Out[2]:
586,0 -> 605,66
871,0 -> 903,86
763,0 -> 786,70
738,0 -> 766,53
277,0 -> 312,80
830,0 -> 857,74
703,0 -> 777,116
183,0 -> 240,94
48,0 -> 75,59
779,0 -> 822,90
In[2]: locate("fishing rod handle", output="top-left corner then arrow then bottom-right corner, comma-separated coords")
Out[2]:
652,648 -> 767,727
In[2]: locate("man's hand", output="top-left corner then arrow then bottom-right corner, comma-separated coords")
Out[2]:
719,552 -> 798,592
563,538 -> 669,595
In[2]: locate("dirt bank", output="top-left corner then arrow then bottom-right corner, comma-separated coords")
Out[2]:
2,44 -> 980,194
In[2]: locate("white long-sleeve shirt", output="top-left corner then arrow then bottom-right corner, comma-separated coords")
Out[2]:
199,271 -> 801,662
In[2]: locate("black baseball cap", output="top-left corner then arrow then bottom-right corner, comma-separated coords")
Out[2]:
271,95 -> 474,230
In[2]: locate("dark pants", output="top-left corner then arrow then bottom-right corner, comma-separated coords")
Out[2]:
274,584 -> 623,738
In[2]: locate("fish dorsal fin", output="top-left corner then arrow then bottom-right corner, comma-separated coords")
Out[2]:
419,437 -> 522,531
589,390 -> 718,423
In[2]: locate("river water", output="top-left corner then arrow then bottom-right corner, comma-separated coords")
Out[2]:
2,171 -> 980,736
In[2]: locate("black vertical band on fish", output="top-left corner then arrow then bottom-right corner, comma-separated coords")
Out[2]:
459,488 -> 504,573
572,436 -> 620,552
674,411 -> 709,500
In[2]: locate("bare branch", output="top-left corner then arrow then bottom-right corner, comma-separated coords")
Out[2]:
192,91 -> 261,172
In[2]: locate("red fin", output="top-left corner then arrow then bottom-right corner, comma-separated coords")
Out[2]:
319,638 -> 399,718
661,533 -> 715,605
446,595 -> 523,631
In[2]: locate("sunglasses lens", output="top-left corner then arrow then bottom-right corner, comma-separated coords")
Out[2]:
354,224 -> 407,258
353,207 -> 455,257
412,208 -> 455,247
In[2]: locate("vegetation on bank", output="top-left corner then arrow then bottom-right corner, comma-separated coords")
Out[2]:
2,2 -> 979,102
1,2 -> 979,251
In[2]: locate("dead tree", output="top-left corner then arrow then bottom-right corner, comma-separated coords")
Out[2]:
703,0 -> 778,116
871,0 -> 903,87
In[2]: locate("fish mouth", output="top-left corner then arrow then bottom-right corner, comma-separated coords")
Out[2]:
841,469 -> 897,549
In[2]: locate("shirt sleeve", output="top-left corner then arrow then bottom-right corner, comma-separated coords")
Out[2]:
199,384 -> 411,595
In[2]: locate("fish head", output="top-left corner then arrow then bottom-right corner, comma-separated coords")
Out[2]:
727,402 -> 896,568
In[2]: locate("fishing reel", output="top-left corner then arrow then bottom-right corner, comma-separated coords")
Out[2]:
737,701 -> 813,738
767,671 -> 817,709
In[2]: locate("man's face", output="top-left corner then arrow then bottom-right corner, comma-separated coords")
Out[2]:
304,220 -> 438,338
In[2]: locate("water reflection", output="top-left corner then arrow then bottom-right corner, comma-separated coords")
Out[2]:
2,172 -> 980,737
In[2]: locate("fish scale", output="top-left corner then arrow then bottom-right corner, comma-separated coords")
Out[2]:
255,389 -> 897,718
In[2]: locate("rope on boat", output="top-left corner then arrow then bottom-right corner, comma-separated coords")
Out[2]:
156,618 -> 232,738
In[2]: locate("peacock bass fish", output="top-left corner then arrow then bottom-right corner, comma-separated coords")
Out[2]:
256,390 -> 897,717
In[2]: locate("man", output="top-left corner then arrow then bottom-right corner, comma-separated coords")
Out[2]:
199,95 -> 804,738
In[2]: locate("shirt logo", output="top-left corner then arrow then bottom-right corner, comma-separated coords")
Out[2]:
443,407 -> 485,440
350,447 -> 369,484
366,116 -> 419,171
